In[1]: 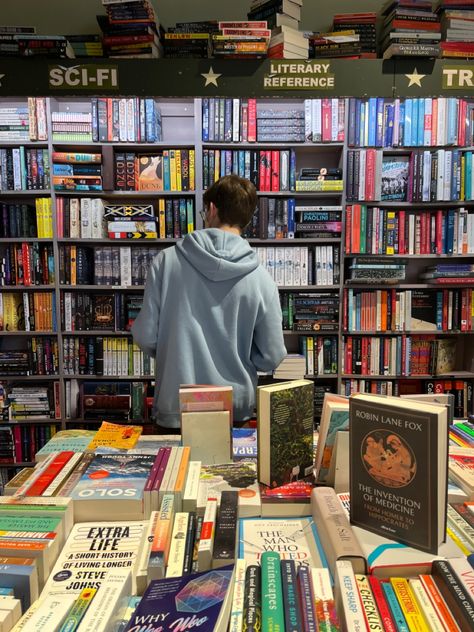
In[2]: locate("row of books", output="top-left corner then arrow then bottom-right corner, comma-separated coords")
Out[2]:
52,98 -> 162,143
381,0 -> 442,59
58,245 -> 158,286
253,245 -> 340,286
0,338 -> 59,375
0,243 -> 55,286
0,384 -> 58,423
0,202 -> 45,239
344,287 -> 474,333
347,97 -> 474,148
280,290 -> 339,332
346,205 -> 474,256
62,292 -> 142,333
0,424 -> 60,465
0,147 -> 50,191
0,291 -> 56,332
62,336 -> 155,377
341,377 -> 473,418
346,149 -> 474,203
299,335 -> 338,375
114,149 -> 195,192
0,98 -> 47,141
99,0 -> 161,59
63,380 -> 148,422
438,3 -> 474,59
201,97 -> 346,143
331,11 -> 376,57
342,335 -> 457,377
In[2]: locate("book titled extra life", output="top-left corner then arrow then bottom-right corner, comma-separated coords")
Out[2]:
349,393 -> 448,554
124,565 -> 235,632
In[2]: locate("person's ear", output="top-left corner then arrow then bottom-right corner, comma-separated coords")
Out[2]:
208,202 -> 219,224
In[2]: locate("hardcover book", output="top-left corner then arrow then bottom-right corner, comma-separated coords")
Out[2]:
257,379 -> 314,488
137,154 -> 163,191
381,156 -> 409,201
124,565 -> 235,632
349,393 -> 448,554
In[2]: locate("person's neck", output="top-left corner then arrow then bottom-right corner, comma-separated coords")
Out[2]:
214,224 -> 241,236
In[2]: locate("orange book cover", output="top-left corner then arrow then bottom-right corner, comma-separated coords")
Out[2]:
174,447 -> 191,496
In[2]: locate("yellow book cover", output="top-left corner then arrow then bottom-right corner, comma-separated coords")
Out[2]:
45,198 -> 53,238
4,294 -> 21,331
214,151 -> 220,184
87,421 -> 142,451
189,149 -> 195,191
307,336 -> 314,376
169,150 -> 177,191
390,577 -> 431,632
70,245 -> 77,286
354,574 -> 384,632
35,198 -> 44,238
175,150 -> 182,191
158,198 -> 166,239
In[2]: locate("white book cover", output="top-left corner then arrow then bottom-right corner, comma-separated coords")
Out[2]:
293,247 -> 301,287
69,199 -> 80,238
136,510 -> 159,595
393,99 -> 400,147
127,98 -> 135,142
436,149 -> 445,200
443,150 -> 452,201
331,98 -> 338,142
41,521 -> 146,597
232,98 -> 240,143
165,447 -> 184,498
437,97 -> 446,146
182,461 -> 202,513
75,569 -> 132,632
198,499 -> 217,571
358,149 -> 366,201
119,247 -> 132,288
280,150 -> 289,191
119,99 -> 127,142
408,578 -> 445,631
301,247 -> 308,286
0,597 -> 21,625
304,99 -> 312,142
422,151 -> 431,201
312,99 -> 322,143
159,447 -> 179,505
165,512 -> 189,578
229,558 -> 246,632
334,560 -> 367,632
265,247 -> 275,281
91,198 -> 105,239
284,247 -> 294,286
315,246 -> 322,285
17,594 -> 76,632
80,198 -> 92,239
275,247 -> 285,287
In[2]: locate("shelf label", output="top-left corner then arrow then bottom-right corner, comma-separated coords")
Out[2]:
263,61 -> 335,90
49,64 -> 119,90
443,65 -> 474,90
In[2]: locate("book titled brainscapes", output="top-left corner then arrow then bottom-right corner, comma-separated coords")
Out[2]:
257,379 -> 314,488
69,453 -> 154,522
349,393 -> 449,554
124,565 -> 235,632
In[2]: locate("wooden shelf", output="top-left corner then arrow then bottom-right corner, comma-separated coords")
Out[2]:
57,238 -> 177,244
249,238 -> 341,244
341,373 -> 474,379
0,285 -> 54,291
0,331 -> 57,336
59,284 -> 145,291
343,330 -> 474,336
56,190 -> 195,197
0,140 -> 47,147
0,238 -> 53,243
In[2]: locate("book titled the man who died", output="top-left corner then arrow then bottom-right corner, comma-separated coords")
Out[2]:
349,393 -> 448,554
124,565 -> 234,632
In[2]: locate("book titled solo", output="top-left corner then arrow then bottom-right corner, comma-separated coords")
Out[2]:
349,393 -> 448,554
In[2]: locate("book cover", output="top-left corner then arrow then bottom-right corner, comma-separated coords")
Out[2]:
232,428 -> 257,461
381,156 -> 409,201
35,430 -> 96,462
196,461 -> 260,518
86,421 -> 142,450
257,379 -> 314,488
69,454 -> 154,521
238,517 -> 329,571
137,154 -> 163,191
124,565 -> 235,632
410,290 -> 438,331
349,393 -> 448,554
178,384 -> 233,425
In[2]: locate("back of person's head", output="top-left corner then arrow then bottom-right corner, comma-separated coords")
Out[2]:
203,174 -> 257,230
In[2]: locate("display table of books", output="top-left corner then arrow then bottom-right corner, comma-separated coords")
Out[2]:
1,387 -> 474,631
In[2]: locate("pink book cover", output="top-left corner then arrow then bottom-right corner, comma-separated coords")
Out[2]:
178,384 -> 233,424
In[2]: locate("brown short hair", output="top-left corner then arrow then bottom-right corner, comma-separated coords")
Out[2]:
203,174 -> 257,230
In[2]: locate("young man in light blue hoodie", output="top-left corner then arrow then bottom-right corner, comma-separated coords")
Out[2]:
132,174 -> 287,430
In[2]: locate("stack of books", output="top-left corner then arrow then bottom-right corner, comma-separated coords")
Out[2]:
212,21 -> 270,59
248,0 -> 304,30
346,256 -> 408,285
295,166 -> 343,192
380,0 -> 441,59
308,30 -> 361,59
268,24 -> 308,58
105,203 -> 158,239
52,152 -> 102,192
332,12 -> 377,58
6,386 -> 54,422
0,27 -> 73,58
51,109 -> 93,143
420,263 -> 474,285
98,0 -> 162,58
438,0 -> 474,58
273,353 -> 307,378
64,34 -> 104,58
0,98 -> 47,142
163,21 -> 217,58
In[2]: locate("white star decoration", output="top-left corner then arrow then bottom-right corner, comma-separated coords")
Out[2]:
0,75 -> 5,87
201,66 -> 222,87
405,68 -> 426,88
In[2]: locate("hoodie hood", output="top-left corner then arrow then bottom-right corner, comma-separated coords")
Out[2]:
175,228 -> 259,281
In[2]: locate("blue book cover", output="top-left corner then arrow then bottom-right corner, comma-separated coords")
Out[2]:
417,97 -> 425,147
386,104 -> 394,148
145,99 -> 157,143
375,98 -> 384,147
163,152 -> 171,191
451,150 -> 460,201
446,209 -> 455,254
359,101 -> 365,146
398,100 -> 405,146
447,98 -> 457,145
368,97 -> 377,146
466,151 -> 472,200
348,98 -> 356,147
281,560 -> 303,632
202,98 -> 209,142
70,453 -> 154,502
290,149 -> 296,191
238,150 -> 245,177
124,566 -> 234,632
287,197 -> 295,238
404,99 -> 412,147
0,563 -> 37,610
411,98 -> 419,147
382,582 -> 409,632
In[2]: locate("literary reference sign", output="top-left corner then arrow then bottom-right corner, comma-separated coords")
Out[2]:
262,61 -> 335,90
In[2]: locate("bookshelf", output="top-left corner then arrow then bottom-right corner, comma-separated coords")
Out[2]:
1,93 -> 474,471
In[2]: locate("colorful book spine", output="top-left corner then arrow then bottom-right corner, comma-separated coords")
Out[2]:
280,560 -> 303,632
390,577 -> 431,632
261,552 -> 285,632
355,574 -> 384,632
147,493 -> 175,581
229,558 -> 246,632
297,565 -> 318,632
197,498 -> 217,572
243,564 -> 261,632
165,512 -> 189,578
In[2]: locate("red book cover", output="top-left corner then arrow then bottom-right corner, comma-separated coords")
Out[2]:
352,204 -> 361,253
25,451 -> 74,496
461,289 -> 468,331
322,99 -> 331,142
12,426 -> 22,463
259,150 -> 266,191
271,150 -> 280,192
420,212 -> 427,254
22,243 -> 31,286
345,337 -> 353,374
365,149 -> 375,201
264,150 -> 271,192
247,98 -> 257,142
107,98 -> 113,142
368,577 -> 397,632
391,19 -> 440,31
29,426 -> 36,462
361,337 -> 368,375
399,210 -> 406,254
54,381 -> 61,419
343,289 -> 348,331
56,197 -> 63,238
345,205 -> 352,254
431,277 -> 474,285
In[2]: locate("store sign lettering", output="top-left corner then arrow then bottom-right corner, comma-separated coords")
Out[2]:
442,66 -> 474,89
49,65 -> 119,89
263,61 -> 335,90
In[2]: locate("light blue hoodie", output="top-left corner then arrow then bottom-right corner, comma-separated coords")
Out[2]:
132,228 -> 287,428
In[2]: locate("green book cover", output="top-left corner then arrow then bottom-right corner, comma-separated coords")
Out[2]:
261,552 -> 285,632
0,515 -> 61,533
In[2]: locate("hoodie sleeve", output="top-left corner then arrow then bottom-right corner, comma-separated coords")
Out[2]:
131,254 -> 162,358
250,285 -> 287,372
